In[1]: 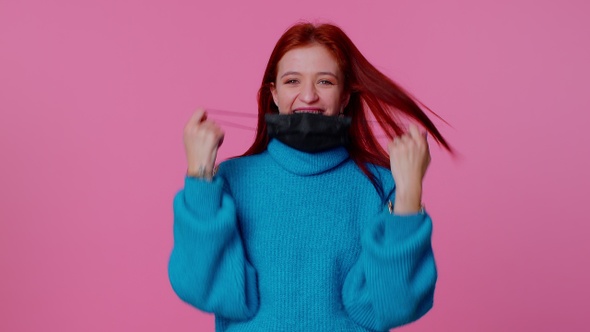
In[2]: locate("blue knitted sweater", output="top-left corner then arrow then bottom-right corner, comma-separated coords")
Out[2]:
169,139 -> 436,331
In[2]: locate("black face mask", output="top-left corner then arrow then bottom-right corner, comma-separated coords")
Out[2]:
265,113 -> 352,153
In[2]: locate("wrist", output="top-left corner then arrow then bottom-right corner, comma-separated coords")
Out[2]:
389,200 -> 425,215
393,186 -> 422,214
395,184 -> 422,200
187,164 -> 217,180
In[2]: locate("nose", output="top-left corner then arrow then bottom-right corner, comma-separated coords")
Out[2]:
298,81 -> 319,104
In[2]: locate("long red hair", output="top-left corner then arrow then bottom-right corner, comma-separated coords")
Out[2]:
243,22 -> 451,192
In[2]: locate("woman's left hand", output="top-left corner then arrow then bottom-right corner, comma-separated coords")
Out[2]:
387,124 -> 431,214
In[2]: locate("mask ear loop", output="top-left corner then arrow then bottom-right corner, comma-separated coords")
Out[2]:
205,108 -> 258,131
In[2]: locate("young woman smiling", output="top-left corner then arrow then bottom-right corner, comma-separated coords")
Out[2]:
169,22 -> 451,331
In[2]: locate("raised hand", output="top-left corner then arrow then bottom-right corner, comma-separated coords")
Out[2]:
387,124 -> 431,214
184,109 -> 225,179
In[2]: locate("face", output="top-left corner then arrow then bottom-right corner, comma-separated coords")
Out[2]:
270,44 -> 349,116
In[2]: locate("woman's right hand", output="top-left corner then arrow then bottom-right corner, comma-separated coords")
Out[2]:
184,109 -> 225,178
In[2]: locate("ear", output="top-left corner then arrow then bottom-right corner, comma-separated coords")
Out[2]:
342,93 -> 350,110
270,82 -> 278,106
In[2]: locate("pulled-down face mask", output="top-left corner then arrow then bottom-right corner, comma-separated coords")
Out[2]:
265,113 -> 352,153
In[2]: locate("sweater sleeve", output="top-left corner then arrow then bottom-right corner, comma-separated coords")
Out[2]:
168,175 -> 259,320
342,200 -> 436,331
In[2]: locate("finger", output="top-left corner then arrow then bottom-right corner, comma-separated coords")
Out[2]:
409,125 -> 430,148
398,134 -> 412,146
199,121 -> 225,141
391,134 -> 409,150
189,108 -> 207,126
199,119 -> 221,132
408,124 -> 421,140
387,140 -> 396,153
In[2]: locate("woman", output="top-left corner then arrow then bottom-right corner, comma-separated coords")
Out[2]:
169,22 -> 451,331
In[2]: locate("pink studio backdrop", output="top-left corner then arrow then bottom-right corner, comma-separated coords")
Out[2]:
1,0 -> 588,331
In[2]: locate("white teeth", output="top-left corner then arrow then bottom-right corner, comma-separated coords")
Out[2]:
294,110 -> 322,113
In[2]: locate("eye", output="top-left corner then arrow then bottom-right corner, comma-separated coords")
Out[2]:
284,79 -> 299,84
318,79 -> 335,85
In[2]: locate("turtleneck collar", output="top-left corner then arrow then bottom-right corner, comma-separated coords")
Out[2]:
266,138 -> 350,176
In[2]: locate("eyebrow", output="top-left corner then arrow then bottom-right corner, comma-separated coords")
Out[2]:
280,71 -> 339,79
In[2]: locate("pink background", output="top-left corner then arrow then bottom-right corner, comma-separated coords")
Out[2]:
1,0 -> 588,331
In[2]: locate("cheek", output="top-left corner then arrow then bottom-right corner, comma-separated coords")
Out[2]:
276,90 -> 293,114
329,92 -> 344,107
278,90 -> 296,104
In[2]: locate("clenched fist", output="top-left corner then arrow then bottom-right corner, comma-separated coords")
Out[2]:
387,124 -> 431,214
184,109 -> 225,178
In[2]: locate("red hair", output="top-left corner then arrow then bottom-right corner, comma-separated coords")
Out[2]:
243,22 -> 451,192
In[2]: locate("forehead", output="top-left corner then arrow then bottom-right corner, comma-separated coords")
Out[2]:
277,44 -> 340,74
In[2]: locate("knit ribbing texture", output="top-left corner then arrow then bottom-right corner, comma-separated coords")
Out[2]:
169,139 -> 436,332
